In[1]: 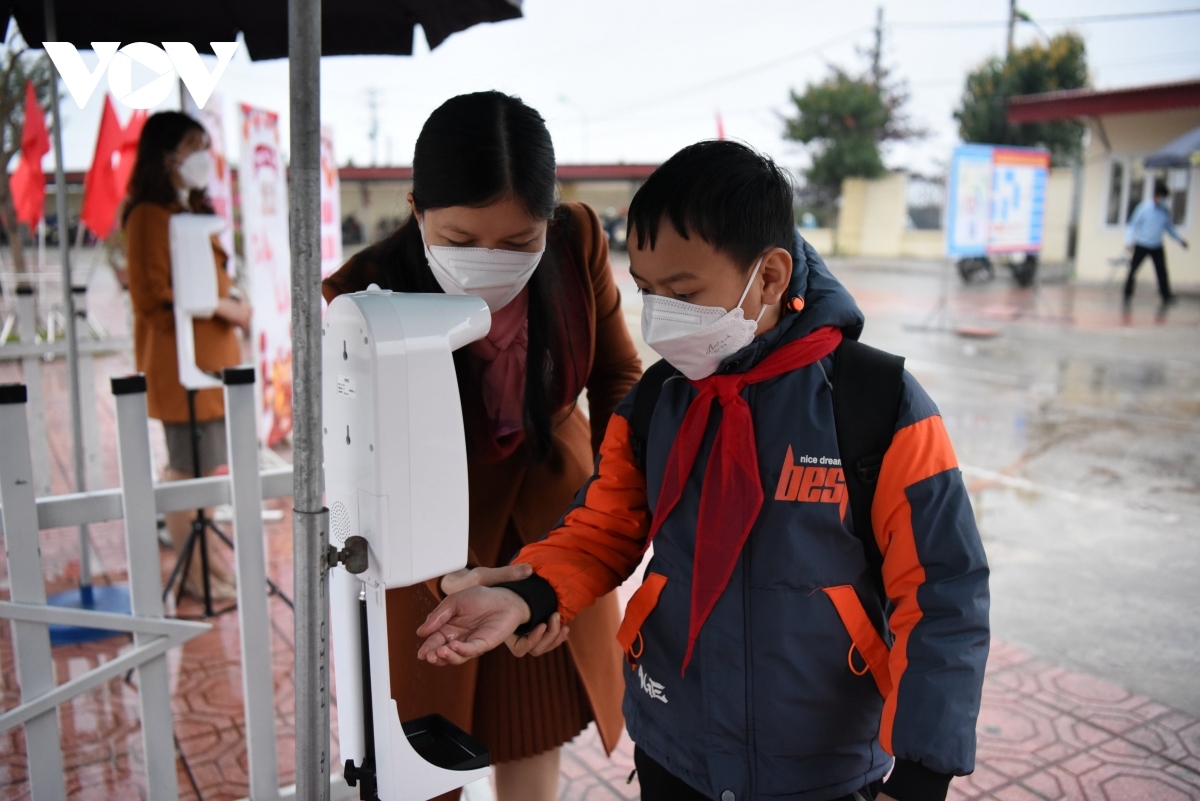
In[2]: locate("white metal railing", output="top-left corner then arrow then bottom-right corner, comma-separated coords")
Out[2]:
0,370 -> 351,800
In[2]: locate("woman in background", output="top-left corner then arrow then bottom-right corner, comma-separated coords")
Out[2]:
323,91 -> 641,801
123,111 -> 252,600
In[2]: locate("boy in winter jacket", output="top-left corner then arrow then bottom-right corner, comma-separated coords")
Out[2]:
417,141 -> 990,801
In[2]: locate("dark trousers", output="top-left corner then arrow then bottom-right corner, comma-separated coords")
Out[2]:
634,747 -> 881,801
1125,246 -> 1173,302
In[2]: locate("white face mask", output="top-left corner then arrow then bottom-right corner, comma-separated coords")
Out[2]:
177,150 -> 212,190
641,257 -> 767,381
419,219 -> 544,313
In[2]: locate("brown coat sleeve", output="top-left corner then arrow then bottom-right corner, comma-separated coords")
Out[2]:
322,250 -> 385,303
565,201 -> 642,452
125,203 -> 175,319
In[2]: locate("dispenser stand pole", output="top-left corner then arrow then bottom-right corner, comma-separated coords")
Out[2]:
290,0 -> 329,795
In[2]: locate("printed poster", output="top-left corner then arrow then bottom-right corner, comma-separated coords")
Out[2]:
239,104 -> 293,446
945,145 -> 1050,258
988,148 -> 1050,254
183,90 -> 236,270
320,125 -> 343,289
946,145 -> 993,257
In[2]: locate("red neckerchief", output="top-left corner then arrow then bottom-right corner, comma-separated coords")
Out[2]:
647,325 -> 844,674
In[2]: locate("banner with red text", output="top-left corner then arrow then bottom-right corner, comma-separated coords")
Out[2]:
320,125 -> 343,287
239,104 -> 293,446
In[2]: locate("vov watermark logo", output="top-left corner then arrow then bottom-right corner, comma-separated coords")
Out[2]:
44,42 -> 239,110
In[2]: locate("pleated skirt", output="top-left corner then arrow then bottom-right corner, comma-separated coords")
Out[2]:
469,519 -> 594,763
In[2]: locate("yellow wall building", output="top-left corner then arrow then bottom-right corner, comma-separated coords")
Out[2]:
1010,79 -> 1200,289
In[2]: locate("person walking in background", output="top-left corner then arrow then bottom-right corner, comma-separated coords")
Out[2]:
122,111 -> 252,601
1125,180 -> 1189,309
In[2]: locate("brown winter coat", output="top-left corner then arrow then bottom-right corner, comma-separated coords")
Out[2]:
124,200 -> 241,424
321,201 -> 641,756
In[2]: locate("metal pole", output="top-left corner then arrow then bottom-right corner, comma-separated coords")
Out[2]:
1006,0 -> 1017,55
44,0 -> 93,598
289,0 -> 330,796
871,6 -> 883,87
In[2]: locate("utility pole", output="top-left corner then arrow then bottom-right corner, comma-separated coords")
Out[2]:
872,6 -> 884,87
367,87 -> 379,166
1007,0 -> 1017,55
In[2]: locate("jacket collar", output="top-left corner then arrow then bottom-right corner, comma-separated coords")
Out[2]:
714,231 -> 865,376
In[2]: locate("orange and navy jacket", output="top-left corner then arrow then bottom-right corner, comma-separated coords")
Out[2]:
514,235 -> 990,801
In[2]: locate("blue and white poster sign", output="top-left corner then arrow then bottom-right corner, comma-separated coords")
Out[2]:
945,144 -> 1051,258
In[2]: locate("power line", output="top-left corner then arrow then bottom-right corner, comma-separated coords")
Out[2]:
891,7 -> 1200,30
588,26 -> 870,123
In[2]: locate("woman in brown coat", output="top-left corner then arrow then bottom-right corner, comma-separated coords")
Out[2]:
123,112 -> 252,598
322,92 -> 640,800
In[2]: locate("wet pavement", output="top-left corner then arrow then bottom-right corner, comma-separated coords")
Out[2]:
1,254 -> 1198,799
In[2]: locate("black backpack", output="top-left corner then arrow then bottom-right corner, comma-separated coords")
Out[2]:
628,338 -> 905,604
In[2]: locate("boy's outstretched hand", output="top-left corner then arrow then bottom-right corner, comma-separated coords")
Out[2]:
416,586 -> 570,666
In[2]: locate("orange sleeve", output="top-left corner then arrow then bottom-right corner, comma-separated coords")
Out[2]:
871,414 -> 961,754
514,412 -> 650,622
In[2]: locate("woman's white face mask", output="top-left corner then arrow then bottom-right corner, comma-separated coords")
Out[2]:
640,256 -> 767,380
176,149 -> 212,190
418,217 -> 544,313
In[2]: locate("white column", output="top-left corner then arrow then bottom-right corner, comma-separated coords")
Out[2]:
0,383 -> 66,800
111,374 -> 179,801
15,287 -> 52,496
223,365 -> 280,798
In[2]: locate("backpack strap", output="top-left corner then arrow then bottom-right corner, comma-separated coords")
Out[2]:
832,339 -> 906,606
629,359 -> 677,467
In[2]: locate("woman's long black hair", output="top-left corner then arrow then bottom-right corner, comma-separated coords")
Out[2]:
368,91 -> 572,462
121,111 -> 213,226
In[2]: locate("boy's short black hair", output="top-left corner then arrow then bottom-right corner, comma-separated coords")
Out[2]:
627,140 -> 794,271
1154,180 -> 1170,199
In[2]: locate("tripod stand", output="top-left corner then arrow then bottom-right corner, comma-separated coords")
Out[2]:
162,389 -> 294,618
162,389 -> 234,618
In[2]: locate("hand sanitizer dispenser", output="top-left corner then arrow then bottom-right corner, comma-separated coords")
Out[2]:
324,287 -> 492,800
168,214 -> 225,390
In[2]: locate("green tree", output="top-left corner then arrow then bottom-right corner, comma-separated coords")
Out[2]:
954,33 -> 1088,164
784,70 -> 887,197
783,35 -> 921,208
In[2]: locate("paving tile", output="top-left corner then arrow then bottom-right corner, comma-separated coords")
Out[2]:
992,785 -> 1047,801
1123,714 -> 1200,774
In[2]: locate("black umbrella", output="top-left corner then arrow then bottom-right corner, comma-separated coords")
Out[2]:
5,0 -> 521,59
1144,125 -> 1200,168
5,1 -> 523,797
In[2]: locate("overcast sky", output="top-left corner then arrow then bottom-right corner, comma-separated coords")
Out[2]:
40,0 -> 1200,180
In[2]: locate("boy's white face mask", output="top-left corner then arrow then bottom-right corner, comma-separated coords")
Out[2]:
640,256 -> 766,381
419,218 -> 544,313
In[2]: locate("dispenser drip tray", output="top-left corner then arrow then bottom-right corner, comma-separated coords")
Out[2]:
402,714 -> 490,771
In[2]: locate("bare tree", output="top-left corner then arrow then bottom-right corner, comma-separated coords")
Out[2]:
0,22 -> 54,274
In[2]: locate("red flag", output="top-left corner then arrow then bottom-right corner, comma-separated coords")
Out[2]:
716,111 -> 725,141
81,96 -> 147,238
10,81 -> 50,228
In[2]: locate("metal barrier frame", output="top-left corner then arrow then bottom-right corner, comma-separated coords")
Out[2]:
0,371 -> 350,800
